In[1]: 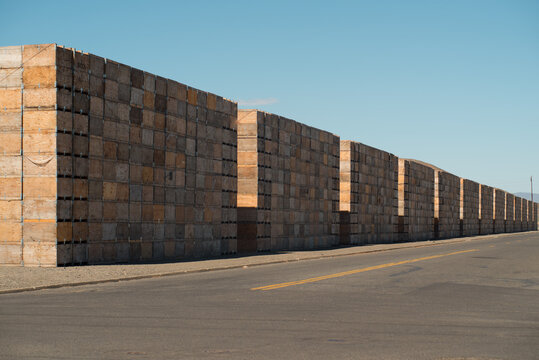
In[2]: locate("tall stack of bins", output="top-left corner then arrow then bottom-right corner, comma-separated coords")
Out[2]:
0,44 -> 237,266
460,179 -> 480,236
493,189 -> 505,233
532,202 -> 535,230
434,170 -> 460,239
398,159 -> 434,241
2,42 -> 538,268
237,110 -> 339,252
479,184 -> 493,235
339,141 -> 398,245
532,203 -> 539,231
0,45 -> 24,265
527,200 -> 533,230
84,47 -> 238,262
505,193 -> 514,233
0,44 -> 63,266
514,197 -> 522,232
522,200 -> 529,231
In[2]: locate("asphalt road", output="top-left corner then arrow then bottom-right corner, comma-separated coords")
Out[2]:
1,232 -> 538,360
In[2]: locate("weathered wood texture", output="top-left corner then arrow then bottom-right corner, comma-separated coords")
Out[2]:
0,44 -> 59,266
434,170 -> 460,239
505,193 -> 514,233
479,184 -> 493,235
339,140 -> 398,245
460,178 -> 479,236
493,189 -> 506,233
237,109 -> 339,252
398,160 -> 434,241
514,197 -> 522,232
0,46 -> 24,265
532,202 -> 535,230
79,48 -> 237,264
532,203 -> 539,231
1,43 -> 237,266
522,200 -> 529,231
1,43 -> 537,266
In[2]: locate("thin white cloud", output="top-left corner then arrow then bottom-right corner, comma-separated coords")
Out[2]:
237,97 -> 278,107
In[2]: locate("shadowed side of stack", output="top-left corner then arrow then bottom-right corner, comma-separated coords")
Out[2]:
398,160 -> 434,242
237,109 -> 339,252
493,189 -> 506,233
340,141 -> 398,245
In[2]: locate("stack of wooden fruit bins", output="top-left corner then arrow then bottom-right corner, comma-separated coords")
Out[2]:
237,110 -> 339,253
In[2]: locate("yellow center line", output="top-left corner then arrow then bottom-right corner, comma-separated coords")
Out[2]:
251,249 -> 478,291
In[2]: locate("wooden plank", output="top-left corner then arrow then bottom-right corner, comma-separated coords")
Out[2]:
73,68 -> 90,93
0,178 -> 22,199
73,243 -> 88,263
0,132 -> 21,155
73,223 -> 88,241
0,68 -> 22,87
73,179 -> 88,198
23,199 -> 56,220
23,130 -> 56,154
56,66 -> 72,89
0,155 -> 22,176
22,66 -> 56,89
0,222 -> 22,243
73,200 -> 88,219
22,44 -> 56,67
0,45 -> 22,69
55,46 -> 72,69
56,132 -> 72,154
103,182 -> 117,200
57,222 -> 72,242
24,176 -> 56,198
0,111 -> 22,131
23,88 -> 56,109
23,222 -> 56,243
187,88 -> 197,106
57,243 -> 73,265
0,200 -> 22,220
23,155 -> 56,176
23,110 -> 56,131
74,114 -> 88,135
207,93 -> 216,111
22,242 -> 56,267
0,244 -> 22,265
0,89 -> 22,110
57,111 -> 72,132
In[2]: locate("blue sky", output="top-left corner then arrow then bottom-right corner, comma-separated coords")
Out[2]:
1,0 -> 538,193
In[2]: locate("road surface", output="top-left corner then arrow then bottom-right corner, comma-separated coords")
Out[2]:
1,232 -> 538,359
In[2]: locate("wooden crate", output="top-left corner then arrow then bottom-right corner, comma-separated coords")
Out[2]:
514,197 -> 522,232
398,160 -> 434,241
522,199 -> 529,231
339,140 -> 398,245
505,193 -> 514,233
1,43 -> 237,266
434,170 -> 461,239
0,46 -> 23,265
533,203 -> 538,231
237,110 -> 339,253
479,184 -> 493,235
460,179 -> 479,236
493,189 -> 506,233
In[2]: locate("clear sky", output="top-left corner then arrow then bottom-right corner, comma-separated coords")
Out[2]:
1,0 -> 538,194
